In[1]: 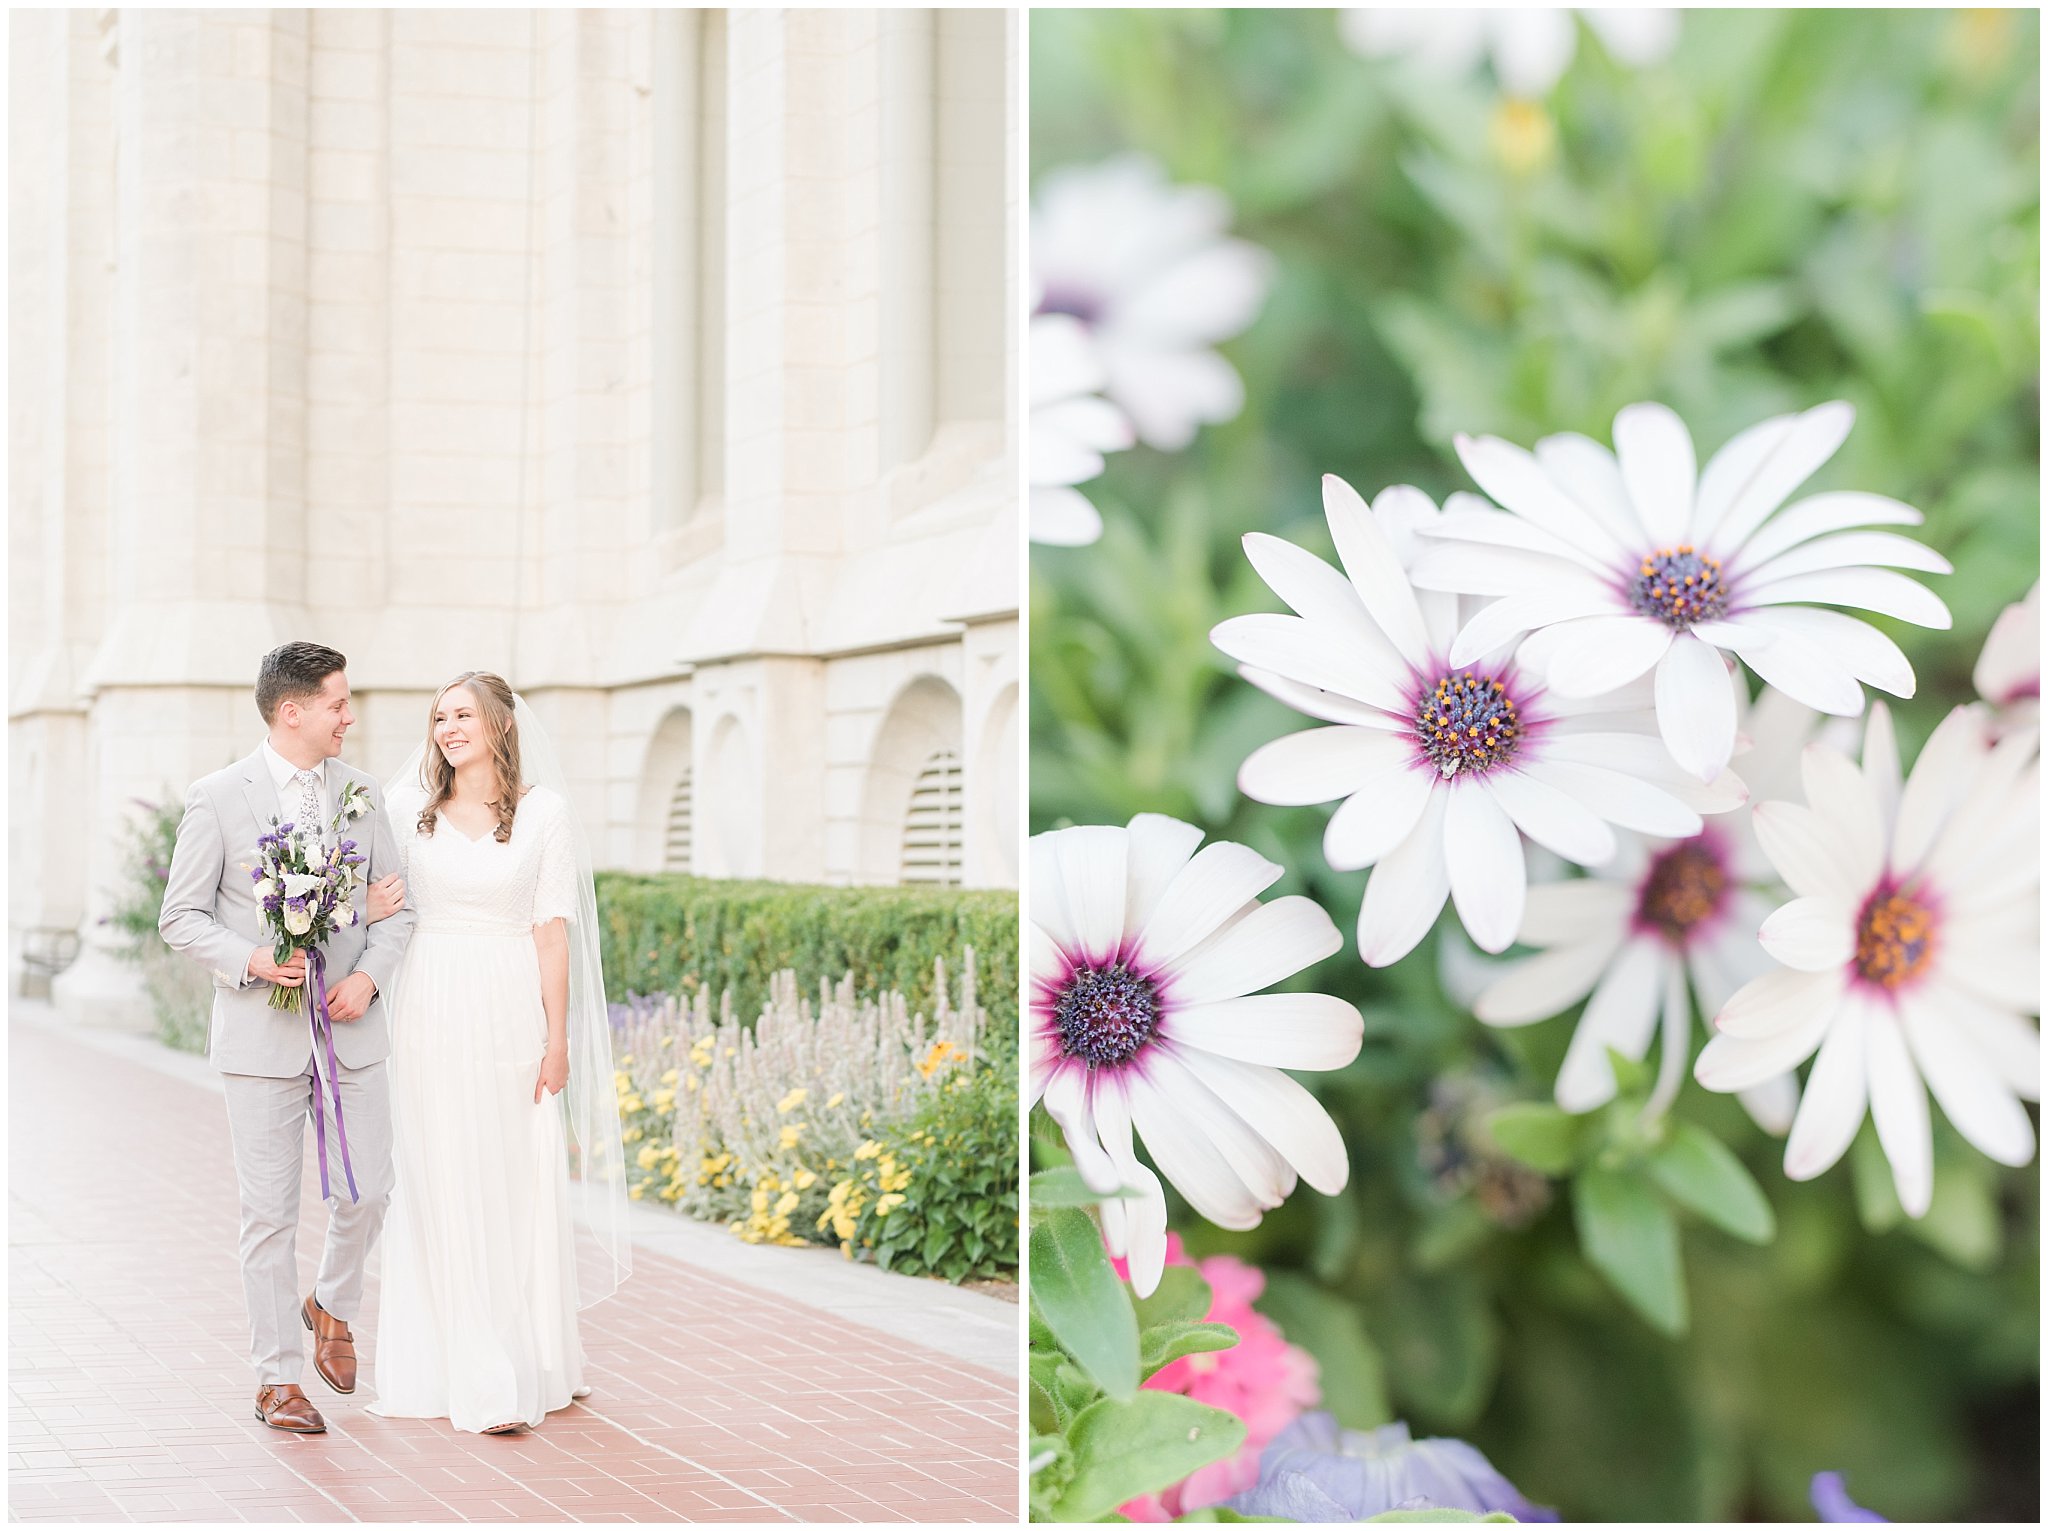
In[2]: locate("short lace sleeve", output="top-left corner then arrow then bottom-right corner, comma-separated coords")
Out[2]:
530,790 -> 580,927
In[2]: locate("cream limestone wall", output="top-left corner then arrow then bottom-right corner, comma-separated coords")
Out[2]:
8,8 -> 1020,1026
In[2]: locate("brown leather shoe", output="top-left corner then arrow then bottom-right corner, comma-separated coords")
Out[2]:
255,1384 -> 326,1433
301,1294 -> 357,1394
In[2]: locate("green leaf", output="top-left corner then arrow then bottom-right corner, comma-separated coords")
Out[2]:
1485,1102 -> 1581,1175
1048,1392 -> 1248,1523
1574,1165 -> 1688,1337
1139,1319 -> 1239,1380
1645,1121 -> 1776,1244
1261,1272 -> 1393,1428
1029,1206 -> 1141,1398
1031,1165 -> 1144,1209
1133,1265 -> 1214,1328
1172,1511 -> 1288,1523
1363,1513 -> 1518,1524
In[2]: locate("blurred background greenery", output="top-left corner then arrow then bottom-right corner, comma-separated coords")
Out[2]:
1031,8 -> 2038,1522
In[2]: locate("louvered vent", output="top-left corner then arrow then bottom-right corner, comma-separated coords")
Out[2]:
900,750 -> 963,886
663,768 -> 694,873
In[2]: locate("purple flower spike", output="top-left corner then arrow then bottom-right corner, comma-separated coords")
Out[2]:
1812,1474 -> 1887,1523
279,822 -> 294,835
1225,1414 -> 1556,1522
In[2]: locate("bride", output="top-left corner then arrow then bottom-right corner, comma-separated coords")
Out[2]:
362,670 -> 630,1434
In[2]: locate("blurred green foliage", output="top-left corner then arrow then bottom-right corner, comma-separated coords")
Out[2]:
1031,9 -> 2038,1522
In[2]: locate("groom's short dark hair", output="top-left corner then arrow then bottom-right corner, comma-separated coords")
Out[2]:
256,642 -> 348,724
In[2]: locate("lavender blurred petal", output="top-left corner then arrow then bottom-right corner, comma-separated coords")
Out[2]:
1224,1413 -> 1554,1522
1811,1473 -> 1887,1523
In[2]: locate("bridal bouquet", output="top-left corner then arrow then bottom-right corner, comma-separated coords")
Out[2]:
244,778 -> 375,1013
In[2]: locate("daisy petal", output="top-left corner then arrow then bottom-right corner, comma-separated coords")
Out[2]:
1135,840 -> 1285,971
1533,431 -> 1644,550
1092,1089 -> 1169,1298
1751,800 -> 1866,904
1324,768 -> 1436,871
1409,541 -> 1607,599
1694,996 -> 1836,1091
1173,1046 -> 1351,1195
1357,790 -> 1452,966
1757,897 -> 1855,972
1166,992 -> 1365,1071
1521,878 -> 1637,944
1475,933 -> 1624,1026
1486,770 -> 1619,866
1744,567 -> 1952,630
1043,825 -> 1129,965
1545,616 -> 1676,698
1865,1007 -> 1933,1218
1612,401 -> 1696,547
1555,937 -> 1665,1111
1783,996 -> 1868,1181
1455,432 -> 1632,564
1447,588 -> 1622,668
1212,613 -> 1409,713
1743,530 -> 1951,583
1728,625 -> 1867,716
1735,606 -> 1915,699
1125,1058 -> 1268,1229
1417,506 -> 1612,573
1890,704 -> 1991,878
1238,726 -> 1416,807
1444,784 -> 1527,953
1243,532 -> 1406,672
1729,491 -> 1925,575
1323,474 -> 1433,668
1928,977 -> 2042,1102
1041,1066 -> 1120,1194
1739,1073 -> 1800,1137
1699,401 -> 1854,557
1654,635 -> 1739,781
1167,894 -> 1342,1005
1124,813 -> 1208,937
1237,665 -> 1406,728
1800,743 -> 1885,888
1524,758 -> 1703,838
1713,963 -> 1849,1040
1901,994 -> 2037,1168
1862,701 -> 1902,829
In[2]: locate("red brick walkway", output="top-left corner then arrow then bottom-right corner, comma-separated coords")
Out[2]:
8,1020 -> 1018,1523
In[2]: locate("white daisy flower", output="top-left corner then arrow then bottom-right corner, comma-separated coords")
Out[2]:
1337,8 -> 1679,99
1410,401 -> 1952,783
1974,582 -> 2040,738
1475,684 -> 1823,1128
1030,813 -> 1364,1297
1032,154 -> 1273,453
1030,313 -> 1134,547
1694,703 -> 2042,1216
1213,476 -> 1743,969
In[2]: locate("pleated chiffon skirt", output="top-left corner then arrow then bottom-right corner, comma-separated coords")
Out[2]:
370,927 -> 585,1432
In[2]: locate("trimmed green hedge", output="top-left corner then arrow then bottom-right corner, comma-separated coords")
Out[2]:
594,873 -> 1019,1051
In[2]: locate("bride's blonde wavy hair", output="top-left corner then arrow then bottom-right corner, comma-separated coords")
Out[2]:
417,671 -> 524,843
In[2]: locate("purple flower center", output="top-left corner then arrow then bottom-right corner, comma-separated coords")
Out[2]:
1054,963 -> 1159,1068
1637,841 -> 1729,943
1854,885 -> 1936,990
1413,671 -> 1521,779
1630,545 -> 1727,629
1035,286 -> 1104,327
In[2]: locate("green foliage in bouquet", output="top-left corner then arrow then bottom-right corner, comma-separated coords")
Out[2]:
1032,8 -> 2037,1522
597,871 -> 1018,1050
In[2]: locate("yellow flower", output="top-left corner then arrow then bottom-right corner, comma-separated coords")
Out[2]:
684,1075 -> 699,1093
778,1124 -> 804,1149
622,1126 -> 644,1144
825,1092 -> 845,1109
916,1039 -> 960,1079
854,1140 -> 882,1161
652,1088 -> 676,1110
774,1191 -> 800,1217
659,1068 -> 680,1086
628,1185 -> 645,1201
636,1145 -> 660,1170
776,1087 -> 807,1114
793,1169 -> 817,1190
874,1193 -> 905,1216
620,1094 -> 645,1114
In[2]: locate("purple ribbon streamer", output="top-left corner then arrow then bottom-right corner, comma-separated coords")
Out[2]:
306,948 -> 359,1204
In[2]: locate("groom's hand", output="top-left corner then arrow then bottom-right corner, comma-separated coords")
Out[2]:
326,972 -> 377,1022
248,950 -> 306,989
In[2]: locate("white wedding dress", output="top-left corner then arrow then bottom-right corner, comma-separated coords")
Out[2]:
370,786 -> 587,1431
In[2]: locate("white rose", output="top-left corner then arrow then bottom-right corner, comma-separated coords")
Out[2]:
255,878 -> 277,900
340,903 -> 359,927
283,906 -> 313,936
281,872 -> 326,899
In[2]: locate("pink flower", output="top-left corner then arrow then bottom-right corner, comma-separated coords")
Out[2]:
1113,1234 -> 1321,1520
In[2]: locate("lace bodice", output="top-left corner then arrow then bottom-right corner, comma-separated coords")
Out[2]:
401,786 -> 580,937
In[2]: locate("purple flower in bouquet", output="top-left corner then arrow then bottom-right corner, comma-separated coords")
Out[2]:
1812,1473 -> 1886,1523
1224,1413 -> 1556,1522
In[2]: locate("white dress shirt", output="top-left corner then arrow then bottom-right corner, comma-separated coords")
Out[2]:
260,739 -> 331,847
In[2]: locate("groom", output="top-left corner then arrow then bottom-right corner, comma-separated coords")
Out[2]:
159,642 -> 415,1433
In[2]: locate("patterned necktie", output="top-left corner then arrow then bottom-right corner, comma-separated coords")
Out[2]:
296,768 -> 323,842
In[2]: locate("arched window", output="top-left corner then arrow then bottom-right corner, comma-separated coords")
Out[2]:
899,749 -> 963,886
663,766 -> 694,873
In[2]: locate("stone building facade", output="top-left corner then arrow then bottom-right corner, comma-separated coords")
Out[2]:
8,9 -> 1020,1023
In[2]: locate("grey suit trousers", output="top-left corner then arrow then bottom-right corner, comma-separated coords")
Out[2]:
221,1056 -> 395,1388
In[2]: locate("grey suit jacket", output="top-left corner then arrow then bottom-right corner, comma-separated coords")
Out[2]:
158,749 -> 416,1077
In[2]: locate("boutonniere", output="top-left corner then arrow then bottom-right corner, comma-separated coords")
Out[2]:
334,779 -> 373,828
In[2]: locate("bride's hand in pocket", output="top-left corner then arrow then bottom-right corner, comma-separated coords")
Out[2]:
535,1041 -> 569,1103
366,874 -> 406,923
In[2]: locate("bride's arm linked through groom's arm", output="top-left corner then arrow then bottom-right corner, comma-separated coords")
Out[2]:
159,777 -> 303,991
327,776 -> 417,1021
